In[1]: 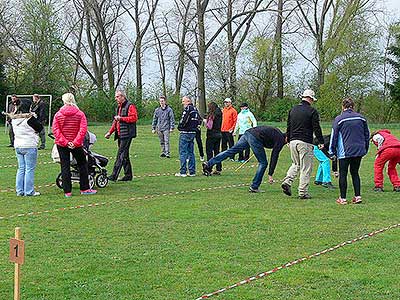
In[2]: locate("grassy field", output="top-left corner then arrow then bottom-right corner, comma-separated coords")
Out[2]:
0,123 -> 399,300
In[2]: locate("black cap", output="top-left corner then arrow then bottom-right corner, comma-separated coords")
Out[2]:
240,102 -> 248,108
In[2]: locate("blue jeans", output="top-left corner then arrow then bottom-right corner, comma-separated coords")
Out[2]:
15,147 -> 38,196
313,146 -> 331,183
208,131 -> 267,189
179,133 -> 196,175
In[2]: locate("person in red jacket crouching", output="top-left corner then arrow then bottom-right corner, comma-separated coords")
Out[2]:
371,129 -> 400,192
52,93 -> 97,197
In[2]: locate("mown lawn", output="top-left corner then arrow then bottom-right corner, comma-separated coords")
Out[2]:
0,123 -> 399,300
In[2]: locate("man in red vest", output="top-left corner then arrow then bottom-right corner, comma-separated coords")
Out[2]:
105,90 -> 138,182
371,129 -> 400,192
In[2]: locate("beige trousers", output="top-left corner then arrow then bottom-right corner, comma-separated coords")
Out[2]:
283,140 -> 314,196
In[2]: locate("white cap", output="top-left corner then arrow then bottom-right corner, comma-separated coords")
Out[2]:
301,89 -> 317,101
224,98 -> 232,103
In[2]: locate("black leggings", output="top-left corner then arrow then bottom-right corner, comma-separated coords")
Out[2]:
339,157 -> 362,199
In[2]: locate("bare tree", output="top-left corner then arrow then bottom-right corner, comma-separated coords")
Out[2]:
121,0 -> 159,102
222,0 -> 268,101
294,0 -> 373,91
164,0 -> 195,97
62,0 -> 122,95
275,0 -> 283,98
151,12 -> 167,96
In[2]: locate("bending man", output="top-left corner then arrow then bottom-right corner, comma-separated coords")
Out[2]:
202,126 -> 286,193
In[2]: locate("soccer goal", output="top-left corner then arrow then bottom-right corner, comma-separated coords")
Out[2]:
4,94 -> 53,133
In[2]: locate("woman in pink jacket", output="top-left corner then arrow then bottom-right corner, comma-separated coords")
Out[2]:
52,93 -> 96,197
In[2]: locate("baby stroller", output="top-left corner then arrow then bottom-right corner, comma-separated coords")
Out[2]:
50,132 -> 109,189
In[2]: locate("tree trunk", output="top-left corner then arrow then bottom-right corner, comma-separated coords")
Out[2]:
227,0 -> 236,101
275,0 -> 283,99
196,0 -> 208,116
136,36 -> 143,102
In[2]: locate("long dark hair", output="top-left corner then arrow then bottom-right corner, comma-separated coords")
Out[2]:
207,102 -> 218,119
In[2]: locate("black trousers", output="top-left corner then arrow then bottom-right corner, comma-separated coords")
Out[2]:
9,124 -> 14,146
111,137 -> 133,179
339,156 -> 362,199
238,134 -> 251,161
221,131 -> 235,159
206,136 -> 222,171
57,145 -> 89,193
195,128 -> 204,158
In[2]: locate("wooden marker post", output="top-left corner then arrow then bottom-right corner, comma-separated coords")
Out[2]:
9,227 -> 25,300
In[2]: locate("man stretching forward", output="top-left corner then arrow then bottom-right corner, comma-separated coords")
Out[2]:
202,126 -> 286,193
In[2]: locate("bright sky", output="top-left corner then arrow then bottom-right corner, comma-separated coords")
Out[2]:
385,0 -> 400,15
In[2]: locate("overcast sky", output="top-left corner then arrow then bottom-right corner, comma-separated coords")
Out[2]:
386,0 -> 400,15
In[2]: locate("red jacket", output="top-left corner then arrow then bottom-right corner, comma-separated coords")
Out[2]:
372,129 -> 400,155
52,105 -> 88,147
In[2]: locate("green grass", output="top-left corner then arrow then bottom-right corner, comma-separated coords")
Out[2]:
0,124 -> 400,300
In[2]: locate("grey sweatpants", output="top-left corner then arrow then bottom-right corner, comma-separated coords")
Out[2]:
157,130 -> 171,155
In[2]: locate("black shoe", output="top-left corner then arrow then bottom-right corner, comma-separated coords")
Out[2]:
7,144 -> 13,147
299,194 -> 312,199
39,146 -> 45,150
249,186 -> 263,193
107,175 -> 117,182
202,162 -> 212,176
373,187 -> 384,192
160,153 -> 166,157
314,181 -> 322,185
118,176 -> 132,181
393,187 -> 400,192
322,182 -> 335,189
166,155 -> 170,158
281,183 -> 292,196
212,170 -> 221,176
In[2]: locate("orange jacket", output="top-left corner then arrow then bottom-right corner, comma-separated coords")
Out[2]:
221,106 -> 238,132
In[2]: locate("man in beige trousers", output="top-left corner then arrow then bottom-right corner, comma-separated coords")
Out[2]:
281,89 -> 324,199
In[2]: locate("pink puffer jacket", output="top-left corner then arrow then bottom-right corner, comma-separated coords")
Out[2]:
52,105 -> 87,147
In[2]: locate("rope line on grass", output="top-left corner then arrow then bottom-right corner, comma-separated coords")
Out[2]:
195,222 -> 400,299
0,152 -> 50,160
0,183 -> 247,221
0,165 -> 257,193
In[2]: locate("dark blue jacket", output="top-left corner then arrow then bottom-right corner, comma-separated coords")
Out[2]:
329,109 -> 369,159
177,104 -> 200,133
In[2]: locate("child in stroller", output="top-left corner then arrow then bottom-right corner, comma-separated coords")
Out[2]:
51,131 -> 109,189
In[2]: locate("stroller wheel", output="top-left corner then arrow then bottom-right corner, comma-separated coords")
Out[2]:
96,173 -> 108,188
89,174 -> 95,189
56,173 -> 63,189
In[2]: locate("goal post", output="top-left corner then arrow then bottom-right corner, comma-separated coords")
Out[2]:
4,94 -> 53,133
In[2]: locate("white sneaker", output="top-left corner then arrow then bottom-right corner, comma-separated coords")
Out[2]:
27,191 -> 41,197
175,173 -> 187,177
188,173 -> 196,177
200,156 -> 205,162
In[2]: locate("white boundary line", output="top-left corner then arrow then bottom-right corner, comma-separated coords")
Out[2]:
0,183 -> 247,221
0,165 -> 257,193
195,223 -> 400,299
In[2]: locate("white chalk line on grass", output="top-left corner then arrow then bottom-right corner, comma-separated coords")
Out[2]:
195,223 -> 400,299
0,165 -> 257,193
0,183 -> 247,221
